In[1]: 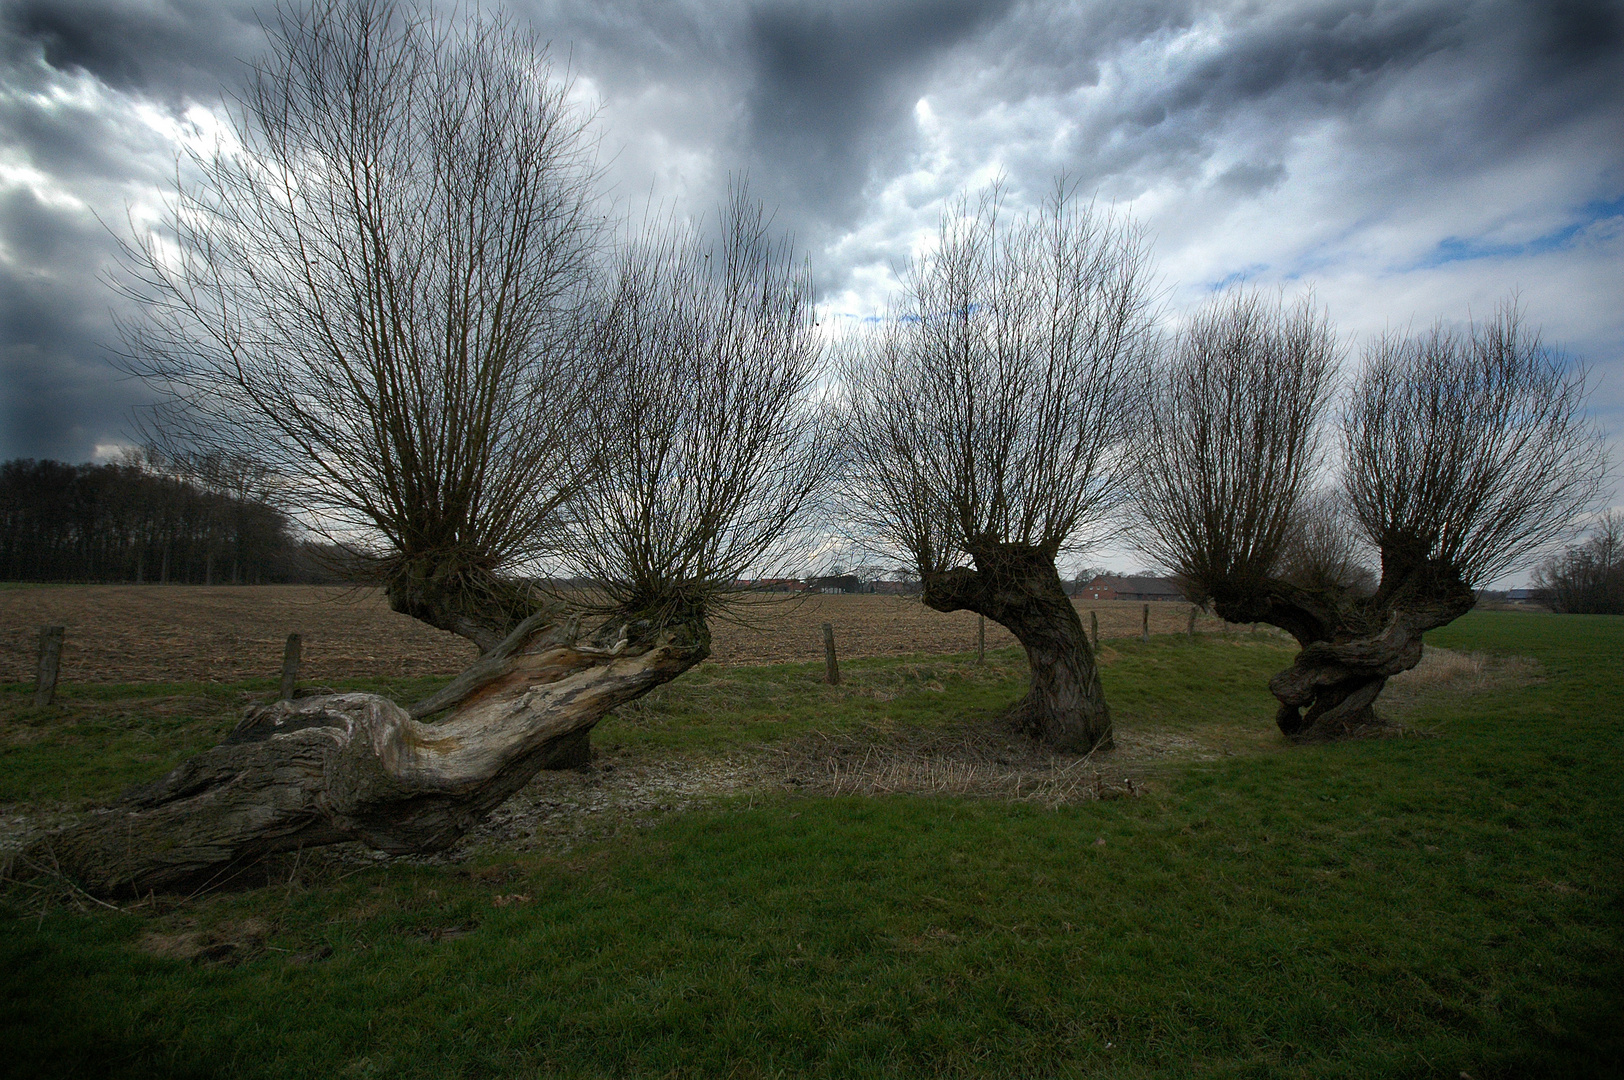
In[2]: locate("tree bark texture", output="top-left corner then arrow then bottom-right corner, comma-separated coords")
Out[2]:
384,564 -> 594,769
1209,559 -> 1476,743
385,563 -> 551,655
922,542 -> 1111,752
39,613 -> 709,896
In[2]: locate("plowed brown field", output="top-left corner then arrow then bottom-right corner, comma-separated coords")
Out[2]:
0,585 -> 1228,685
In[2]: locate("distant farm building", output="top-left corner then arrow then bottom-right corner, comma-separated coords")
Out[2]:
808,574 -> 863,595
734,578 -> 808,593
1077,574 -> 1186,602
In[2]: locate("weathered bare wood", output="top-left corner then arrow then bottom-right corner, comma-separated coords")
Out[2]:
1187,606 -> 1198,637
1090,610 -> 1099,651
822,623 -> 840,685
1141,604 -> 1150,643
34,626 -> 64,707
279,633 -> 301,701
39,615 -> 709,896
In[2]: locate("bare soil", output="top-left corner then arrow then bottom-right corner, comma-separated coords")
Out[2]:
0,585 -> 1229,685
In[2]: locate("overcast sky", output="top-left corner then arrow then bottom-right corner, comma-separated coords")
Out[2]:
3,0 -> 1622,546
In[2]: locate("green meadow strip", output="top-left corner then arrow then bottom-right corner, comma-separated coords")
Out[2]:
1,612 -> 1618,1078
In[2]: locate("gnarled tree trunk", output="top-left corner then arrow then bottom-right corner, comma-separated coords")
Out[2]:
924,542 -> 1111,752
384,562 -> 593,768
38,613 -> 709,897
1212,566 -> 1476,743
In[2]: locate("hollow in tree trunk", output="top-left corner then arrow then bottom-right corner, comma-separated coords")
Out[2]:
35,613 -> 709,897
922,541 -> 1111,752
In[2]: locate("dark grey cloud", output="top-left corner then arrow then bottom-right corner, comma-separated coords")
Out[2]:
1531,0 -> 1624,69
743,0 -> 1014,215
0,186 -> 137,461
0,184 -> 101,266
515,1 -> 1018,258
949,0 -> 1624,205
0,3 -> 257,463
0,0 -> 1619,493
4,0 -> 263,101
0,73 -> 169,184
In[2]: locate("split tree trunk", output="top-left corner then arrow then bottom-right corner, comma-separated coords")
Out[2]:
383,560 -> 590,767
39,613 -> 709,897
923,542 -> 1111,752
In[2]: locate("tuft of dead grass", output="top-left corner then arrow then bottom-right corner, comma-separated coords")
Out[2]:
768,722 -> 1141,807
1381,646 -> 1541,719
137,917 -> 273,965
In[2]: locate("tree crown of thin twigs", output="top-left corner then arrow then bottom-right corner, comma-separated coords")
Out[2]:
1136,289 -> 1340,598
837,181 -> 1158,578
552,186 -> 836,624
111,0 -> 605,603
1343,301 -> 1607,587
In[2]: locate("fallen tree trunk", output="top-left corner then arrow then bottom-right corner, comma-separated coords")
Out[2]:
38,613 -> 709,897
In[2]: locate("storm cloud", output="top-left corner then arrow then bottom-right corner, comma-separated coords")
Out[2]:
2,0 -> 1621,532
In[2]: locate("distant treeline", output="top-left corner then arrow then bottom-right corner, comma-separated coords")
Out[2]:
0,458 -> 339,584
1533,512 -> 1624,615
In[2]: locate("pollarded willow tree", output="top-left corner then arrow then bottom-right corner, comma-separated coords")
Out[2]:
53,189 -> 830,898
51,3 -> 831,895
559,190 -> 836,626
1140,293 -> 1605,742
839,184 -> 1158,752
116,0 -> 604,652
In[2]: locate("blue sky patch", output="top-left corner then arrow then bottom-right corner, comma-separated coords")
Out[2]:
1416,195 -> 1624,269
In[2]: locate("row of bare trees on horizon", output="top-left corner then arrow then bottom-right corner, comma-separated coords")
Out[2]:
34,0 -> 1609,896
0,451 -> 338,586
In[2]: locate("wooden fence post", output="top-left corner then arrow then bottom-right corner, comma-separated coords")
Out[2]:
1090,610 -> 1099,651
976,615 -> 985,664
822,623 -> 840,685
1187,605 -> 1198,637
280,633 -> 302,701
1141,604 -> 1150,643
34,626 -> 64,707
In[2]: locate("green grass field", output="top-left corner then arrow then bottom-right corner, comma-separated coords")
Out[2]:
1,612 -> 1619,1078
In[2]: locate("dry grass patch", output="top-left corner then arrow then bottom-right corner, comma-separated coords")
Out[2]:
1381,645 -> 1541,720
137,916 -> 274,965
765,720 -> 1143,807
